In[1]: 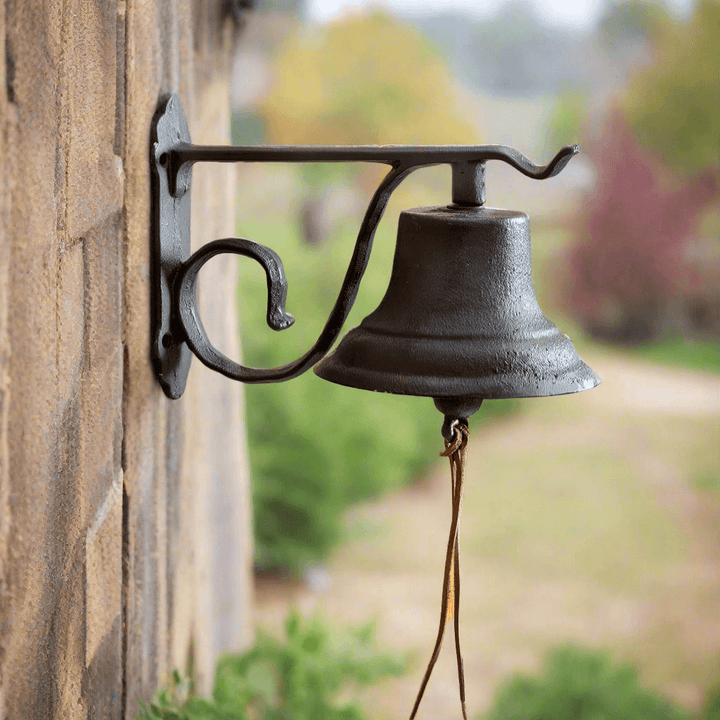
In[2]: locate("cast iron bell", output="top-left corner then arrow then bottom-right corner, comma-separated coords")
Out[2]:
314,203 -> 600,416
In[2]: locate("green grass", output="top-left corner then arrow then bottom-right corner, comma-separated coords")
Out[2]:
462,431 -> 690,593
632,337 -> 720,374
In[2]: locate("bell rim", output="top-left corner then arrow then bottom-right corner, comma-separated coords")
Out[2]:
314,351 -> 601,400
314,371 -> 601,401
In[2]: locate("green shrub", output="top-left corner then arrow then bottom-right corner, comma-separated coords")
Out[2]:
481,645 -> 690,720
704,686 -> 720,720
137,610 -> 406,720
239,212 -> 516,573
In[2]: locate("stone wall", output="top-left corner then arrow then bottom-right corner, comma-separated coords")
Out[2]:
0,1 -> 253,717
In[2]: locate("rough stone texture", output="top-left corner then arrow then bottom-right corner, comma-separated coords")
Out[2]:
182,79 -> 254,685
0,0 -> 253,717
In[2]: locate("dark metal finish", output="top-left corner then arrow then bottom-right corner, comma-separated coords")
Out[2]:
452,162 -> 486,206
170,141 -> 578,175
434,398 -> 484,442
152,91 -> 589,401
173,164 -> 413,384
177,237 -> 295,349
151,94 -> 193,399
314,206 -> 600,401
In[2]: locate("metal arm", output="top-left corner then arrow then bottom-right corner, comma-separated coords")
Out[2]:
166,137 -> 578,199
174,164 -> 414,384
151,92 -> 578,399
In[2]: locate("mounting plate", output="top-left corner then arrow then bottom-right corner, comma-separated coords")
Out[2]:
151,93 -> 193,399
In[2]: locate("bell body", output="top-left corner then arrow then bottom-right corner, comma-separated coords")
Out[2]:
314,205 -> 599,400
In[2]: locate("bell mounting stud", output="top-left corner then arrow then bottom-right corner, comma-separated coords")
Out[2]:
151,92 -> 596,406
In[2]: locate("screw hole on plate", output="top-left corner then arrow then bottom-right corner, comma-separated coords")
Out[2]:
159,152 -> 168,167
162,332 -> 173,349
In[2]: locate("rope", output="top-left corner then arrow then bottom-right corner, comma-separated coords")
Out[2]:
409,421 -> 469,720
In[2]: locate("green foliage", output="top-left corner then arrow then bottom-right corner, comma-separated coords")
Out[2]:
547,89 -> 589,153
623,0 -> 720,174
242,215 -> 438,572
240,214 -> 516,573
136,670 -> 203,720
481,645 -> 691,720
137,611 -> 406,720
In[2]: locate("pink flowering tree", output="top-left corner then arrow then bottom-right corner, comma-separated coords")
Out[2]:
564,112 -> 717,343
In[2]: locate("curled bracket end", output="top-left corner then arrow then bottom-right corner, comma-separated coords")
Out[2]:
268,309 -> 295,332
545,144 -> 579,178
481,143 -> 580,181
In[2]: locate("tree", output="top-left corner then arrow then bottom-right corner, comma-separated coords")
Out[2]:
264,10 -> 477,147
262,11 -> 479,243
562,0 -> 720,343
621,0 -> 720,336
564,112 -> 717,343
623,0 -> 720,175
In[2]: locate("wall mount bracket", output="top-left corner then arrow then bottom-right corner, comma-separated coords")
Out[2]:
151,92 -> 579,400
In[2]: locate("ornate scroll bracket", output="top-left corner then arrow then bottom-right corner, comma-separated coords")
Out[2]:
151,92 -> 578,399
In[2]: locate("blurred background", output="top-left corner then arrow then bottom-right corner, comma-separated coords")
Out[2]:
222,0 -> 719,717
